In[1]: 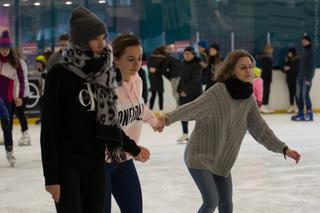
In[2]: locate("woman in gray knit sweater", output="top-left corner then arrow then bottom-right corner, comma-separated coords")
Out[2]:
161,49 -> 301,213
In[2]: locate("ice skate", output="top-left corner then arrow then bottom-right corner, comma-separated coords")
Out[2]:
287,105 -> 296,113
18,131 -> 31,146
291,113 -> 305,121
260,105 -> 273,114
177,134 -> 188,144
305,110 -> 314,121
6,150 -> 16,167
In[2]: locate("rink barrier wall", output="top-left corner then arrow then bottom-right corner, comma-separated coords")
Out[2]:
12,69 -> 320,125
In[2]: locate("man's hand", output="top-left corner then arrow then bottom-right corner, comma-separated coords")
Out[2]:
45,184 -> 61,203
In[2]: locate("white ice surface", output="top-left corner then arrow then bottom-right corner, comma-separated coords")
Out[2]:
0,114 -> 319,213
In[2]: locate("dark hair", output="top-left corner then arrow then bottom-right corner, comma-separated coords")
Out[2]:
215,49 -> 255,82
208,43 -> 222,65
0,48 -> 19,68
184,46 -> 195,55
288,47 -> 297,56
111,34 -> 141,58
59,33 -> 69,41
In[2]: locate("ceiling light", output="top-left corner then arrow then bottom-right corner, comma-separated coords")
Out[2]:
65,1 -> 73,5
3,3 -> 10,7
34,2 -> 41,6
99,0 -> 106,3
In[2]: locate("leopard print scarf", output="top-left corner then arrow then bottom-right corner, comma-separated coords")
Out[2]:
61,42 -> 126,162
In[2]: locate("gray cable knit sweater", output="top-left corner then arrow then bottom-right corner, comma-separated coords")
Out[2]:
166,82 -> 287,177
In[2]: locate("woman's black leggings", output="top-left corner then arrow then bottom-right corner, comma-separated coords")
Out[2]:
149,91 -> 163,110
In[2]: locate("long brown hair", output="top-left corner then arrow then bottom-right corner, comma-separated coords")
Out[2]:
111,34 -> 141,58
215,49 -> 255,82
0,48 -> 19,68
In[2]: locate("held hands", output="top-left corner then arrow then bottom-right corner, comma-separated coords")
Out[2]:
134,146 -> 150,162
45,184 -> 60,203
285,148 -> 301,164
153,116 -> 166,132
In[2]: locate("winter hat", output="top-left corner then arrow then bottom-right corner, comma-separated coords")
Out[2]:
35,55 -> 47,65
184,46 -> 195,55
288,47 -> 297,56
302,34 -> 312,43
198,40 -> 209,50
69,6 -> 107,47
209,43 -> 220,52
0,30 -> 12,49
253,67 -> 261,78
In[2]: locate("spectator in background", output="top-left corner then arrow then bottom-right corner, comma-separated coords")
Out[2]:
47,33 -> 69,72
292,34 -> 315,121
283,47 -> 300,113
198,40 -> 209,85
138,54 -> 148,104
35,55 -> 47,94
148,47 -> 166,112
35,55 -> 47,125
0,30 -> 25,166
253,67 -> 263,110
176,47 -> 202,143
14,48 -> 31,146
205,43 -> 222,90
260,44 -> 274,114
161,45 -> 183,107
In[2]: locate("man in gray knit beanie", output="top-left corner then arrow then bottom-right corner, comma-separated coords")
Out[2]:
69,6 -> 107,47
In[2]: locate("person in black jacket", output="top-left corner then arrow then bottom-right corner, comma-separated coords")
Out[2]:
292,35 -> 315,121
138,54 -> 149,104
205,43 -> 222,90
40,6 -> 148,213
260,44 -> 274,114
177,47 -> 202,143
148,47 -> 166,111
283,47 -> 300,113
161,47 -> 183,107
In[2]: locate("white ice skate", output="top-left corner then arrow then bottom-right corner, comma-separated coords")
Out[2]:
287,105 -> 296,113
18,131 -> 31,146
177,134 -> 188,144
260,105 -> 273,114
6,151 -> 16,167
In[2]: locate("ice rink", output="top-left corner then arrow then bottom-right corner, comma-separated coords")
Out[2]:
0,114 -> 319,213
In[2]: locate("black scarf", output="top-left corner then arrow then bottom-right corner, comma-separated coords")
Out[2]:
224,77 -> 253,100
61,42 -> 126,162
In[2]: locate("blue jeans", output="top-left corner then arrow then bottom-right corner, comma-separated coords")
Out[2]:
104,159 -> 142,213
188,168 -> 233,213
1,101 -> 13,151
296,81 -> 312,113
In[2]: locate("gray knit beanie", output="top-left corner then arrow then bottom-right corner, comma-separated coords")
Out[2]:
69,6 -> 107,47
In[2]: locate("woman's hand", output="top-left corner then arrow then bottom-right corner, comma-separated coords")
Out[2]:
45,184 -> 60,203
285,148 -> 301,164
134,146 -> 150,162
